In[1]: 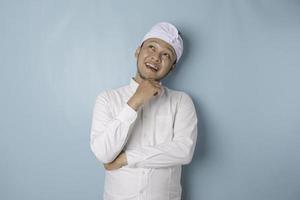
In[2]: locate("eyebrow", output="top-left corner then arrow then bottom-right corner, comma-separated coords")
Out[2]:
147,41 -> 175,56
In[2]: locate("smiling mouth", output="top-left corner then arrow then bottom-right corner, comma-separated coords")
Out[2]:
145,62 -> 159,72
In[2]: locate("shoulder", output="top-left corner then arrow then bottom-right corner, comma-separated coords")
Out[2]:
95,85 -> 129,101
164,86 -> 194,103
163,87 -> 196,113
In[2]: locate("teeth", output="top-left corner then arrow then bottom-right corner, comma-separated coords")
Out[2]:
146,63 -> 158,71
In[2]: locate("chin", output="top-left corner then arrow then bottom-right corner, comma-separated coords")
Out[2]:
138,67 -> 163,81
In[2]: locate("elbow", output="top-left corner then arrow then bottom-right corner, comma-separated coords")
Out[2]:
181,140 -> 196,165
182,154 -> 193,165
90,141 -> 114,164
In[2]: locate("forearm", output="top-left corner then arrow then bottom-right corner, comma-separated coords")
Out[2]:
125,131 -> 197,168
90,102 -> 138,163
125,92 -> 198,168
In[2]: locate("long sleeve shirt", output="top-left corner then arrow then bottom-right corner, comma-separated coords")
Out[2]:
90,77 -> 198,200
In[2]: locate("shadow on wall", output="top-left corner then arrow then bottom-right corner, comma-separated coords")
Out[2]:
182,99 -> 208,200
164,28 -> 208,200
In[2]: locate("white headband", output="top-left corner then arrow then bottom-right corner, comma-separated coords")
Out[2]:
140,22 -> 183,63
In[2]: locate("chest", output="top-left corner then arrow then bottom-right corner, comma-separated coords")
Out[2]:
110,92 -> 178,147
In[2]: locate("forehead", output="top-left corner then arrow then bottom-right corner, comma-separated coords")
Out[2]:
143,38 -> 176,54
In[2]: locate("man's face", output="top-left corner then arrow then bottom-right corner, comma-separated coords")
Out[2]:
135,38 -> 177,82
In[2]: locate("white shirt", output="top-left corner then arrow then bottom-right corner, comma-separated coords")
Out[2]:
90,77 -> 198,200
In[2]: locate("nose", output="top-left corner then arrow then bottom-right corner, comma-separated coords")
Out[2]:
151,52 -> 160,63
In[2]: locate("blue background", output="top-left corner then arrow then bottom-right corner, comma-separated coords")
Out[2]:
1,0 -> 300,199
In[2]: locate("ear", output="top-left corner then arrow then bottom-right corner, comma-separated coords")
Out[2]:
135,46 -> 141,58
170,64 -> 176,72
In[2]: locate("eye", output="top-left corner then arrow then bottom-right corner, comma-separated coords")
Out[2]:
148,45 -> 155,51
163,53 -> 171,59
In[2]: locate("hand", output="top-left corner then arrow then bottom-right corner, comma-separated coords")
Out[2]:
103,151 -> 128,171
127,79 -> 162,111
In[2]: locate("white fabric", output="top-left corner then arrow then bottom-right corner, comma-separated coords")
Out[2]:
141,22 -> 183,62
90,78 -> 198,200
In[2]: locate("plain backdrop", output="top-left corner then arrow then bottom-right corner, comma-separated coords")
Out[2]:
1,0 -> 300,200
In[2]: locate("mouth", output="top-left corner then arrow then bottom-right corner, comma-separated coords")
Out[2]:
145,62 -> 159,72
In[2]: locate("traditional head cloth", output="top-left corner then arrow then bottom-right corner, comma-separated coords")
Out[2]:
140,22 -> 183,63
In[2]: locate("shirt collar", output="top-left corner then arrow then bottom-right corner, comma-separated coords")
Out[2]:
130,77 -> 139,93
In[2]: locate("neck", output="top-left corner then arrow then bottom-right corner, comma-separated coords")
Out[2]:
133,73 -> 144,84
134,71 -> 162,84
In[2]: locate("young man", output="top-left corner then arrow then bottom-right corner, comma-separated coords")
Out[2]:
90,22 -> 198,200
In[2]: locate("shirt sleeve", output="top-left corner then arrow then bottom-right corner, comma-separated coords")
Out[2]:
125,92 -> 198,168
90,91 -> 138,164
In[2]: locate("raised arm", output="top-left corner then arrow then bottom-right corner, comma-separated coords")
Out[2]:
125,92 -> 198,168
90,91 -> 138,163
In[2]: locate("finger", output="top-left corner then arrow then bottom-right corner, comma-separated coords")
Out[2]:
104,165 -> 113,170
149,81 -> 162,89
146,78 -> 160,84
153,87 -> 162,96
152,83 -> 161,89
148,79 -> 160,84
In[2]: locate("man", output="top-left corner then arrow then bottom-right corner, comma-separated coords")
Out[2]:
90,22 -> 198,200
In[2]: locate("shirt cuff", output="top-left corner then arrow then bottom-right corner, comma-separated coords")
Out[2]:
125,149 -> 144,168
116,103 -> 138,124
